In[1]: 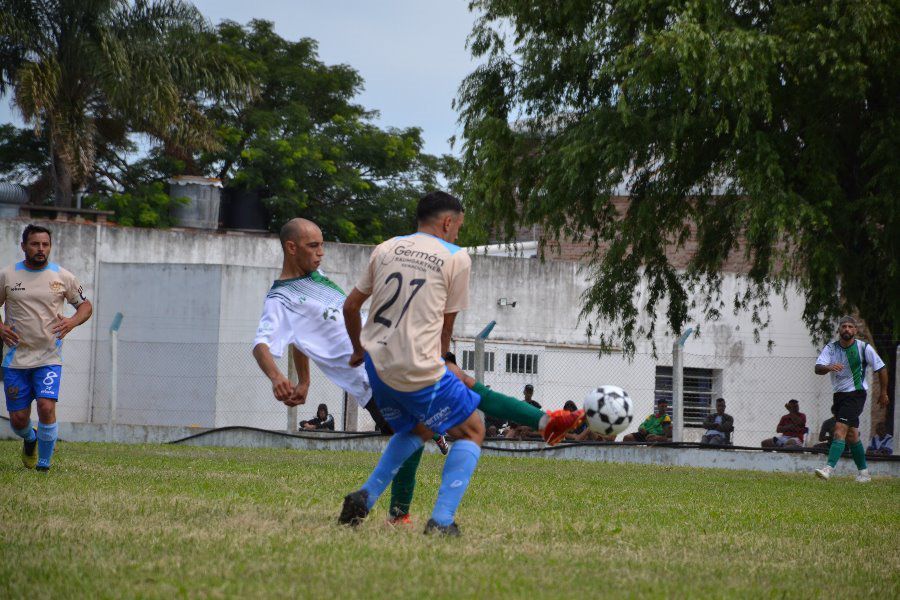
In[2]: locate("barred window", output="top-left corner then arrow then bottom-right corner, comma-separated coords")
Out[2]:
462,350 -> 495,372
505,353 -> 538,374
654,366 -> 716,427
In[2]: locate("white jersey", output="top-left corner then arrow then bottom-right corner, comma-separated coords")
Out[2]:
253,270 -> 372,407
815,339 -> 885,393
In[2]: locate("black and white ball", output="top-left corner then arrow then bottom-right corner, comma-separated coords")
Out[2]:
584,385 -> 634,436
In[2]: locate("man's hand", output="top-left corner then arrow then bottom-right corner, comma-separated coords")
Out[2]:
51,313 -> 76,340
349,349 -> 365,368
0,323 -> 19,347
878,391 -> 889,407
284,381 -> 309,407
827,363 -> 843,372
270,373 -> 294,403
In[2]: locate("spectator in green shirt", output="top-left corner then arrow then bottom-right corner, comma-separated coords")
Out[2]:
623,399 -> 672,442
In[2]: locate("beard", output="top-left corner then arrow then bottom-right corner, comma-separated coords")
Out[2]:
28,253 -> 47,267
840,331 -> 853,340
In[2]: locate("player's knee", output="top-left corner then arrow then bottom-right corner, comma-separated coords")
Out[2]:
36,399 -> 56,422
9,411 -> 29,430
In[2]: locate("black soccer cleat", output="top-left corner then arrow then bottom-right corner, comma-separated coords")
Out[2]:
22,429 -> 37,469
423,518 -> 461,537
35,464 -> 50,473
339,489 -> 370,526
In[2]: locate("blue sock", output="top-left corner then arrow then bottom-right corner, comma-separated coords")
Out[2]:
36,422 -> 58,468
431,440 -> 481,526
361,432 -> 424,510
12,420 -> 37,442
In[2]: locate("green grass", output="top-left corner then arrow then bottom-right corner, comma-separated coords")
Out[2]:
1,441 -> 898,598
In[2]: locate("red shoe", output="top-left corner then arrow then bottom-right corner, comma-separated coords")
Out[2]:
542,409 -> 585,446
388,513 -> 413,527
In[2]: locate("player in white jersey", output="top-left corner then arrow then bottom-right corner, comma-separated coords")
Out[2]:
813,316 -> 887,482
1,224 -> 92,471
255,218 -> 582,525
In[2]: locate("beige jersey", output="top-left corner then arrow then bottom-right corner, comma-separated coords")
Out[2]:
357,233 -> 471,391
0,261 -> 87,369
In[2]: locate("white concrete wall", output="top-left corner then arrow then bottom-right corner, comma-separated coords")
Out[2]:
0,217 -> 875,444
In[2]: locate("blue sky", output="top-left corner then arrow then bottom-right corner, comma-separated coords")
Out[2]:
0,1 -> 479,158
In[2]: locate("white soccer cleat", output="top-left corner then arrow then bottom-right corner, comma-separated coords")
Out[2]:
855,469 -> 871,483
815,465 -> 833,480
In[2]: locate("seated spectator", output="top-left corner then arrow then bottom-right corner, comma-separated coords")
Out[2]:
761,399 -> 806,448
867,422 -> 893,456
699,397 -> 734,445
812,416 -> 837,450
623,400 -> 672,443
504,386 -> 544,440
300,403 -> 335,431
563,400 -> 615,441
483,386 -> 507,437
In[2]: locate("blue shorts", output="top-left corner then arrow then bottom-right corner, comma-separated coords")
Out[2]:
4,365 -> 62,412
364,354 -> 480,435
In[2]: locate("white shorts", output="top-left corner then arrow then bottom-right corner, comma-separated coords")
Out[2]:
774,435 -> 802,447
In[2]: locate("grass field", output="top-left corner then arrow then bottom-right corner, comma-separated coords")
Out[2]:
1,441 -> 898,598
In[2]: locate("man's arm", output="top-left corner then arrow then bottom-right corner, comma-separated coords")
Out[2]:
775,417 -> 788,434
876,367 -> 889,406
343,288 -> 370,367
721,415 -> 734,433
441,312 -> 458,356
285,345 -> 310,407
252,343 -> 294,403
51,300 -> 93,340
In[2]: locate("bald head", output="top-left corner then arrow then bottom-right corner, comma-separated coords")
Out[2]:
280,218 -> 320,248
279,218 -> 324,276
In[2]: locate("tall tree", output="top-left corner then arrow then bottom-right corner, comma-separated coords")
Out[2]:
200,20 -> 445,242
457,2 -> 899,418
0,0 -> 252,206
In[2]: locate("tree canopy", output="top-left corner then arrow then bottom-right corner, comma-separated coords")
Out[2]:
0,0 -> 252,207
457,1 -> 898,346
197,20 -> 446,242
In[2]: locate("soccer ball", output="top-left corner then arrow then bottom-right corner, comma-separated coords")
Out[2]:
584,385 -> 634,436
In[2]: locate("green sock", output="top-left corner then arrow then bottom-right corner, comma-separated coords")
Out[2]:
473,382 -> 543,429
849,440 -> 868,471
827,439 -> 846,468
388,446 -> 424,517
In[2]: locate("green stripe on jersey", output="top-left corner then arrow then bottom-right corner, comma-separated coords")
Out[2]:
310,271 -> 345,295
846,342 -> 863,391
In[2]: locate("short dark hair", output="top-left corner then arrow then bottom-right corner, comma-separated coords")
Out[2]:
22,224 -> 51,245
563,400 -> 578,412
416,191 -> 463,224
716,397 -> 726,404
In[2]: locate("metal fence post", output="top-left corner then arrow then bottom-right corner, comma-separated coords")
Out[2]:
287,351 -> 298,432
672,327 -> 693,443
474,320 -> 497,384
107,312 -> 123,442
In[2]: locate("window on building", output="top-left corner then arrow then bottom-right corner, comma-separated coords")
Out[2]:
654,366 -> 716,427
462,350 -> 495,372
505,353 -> 538,374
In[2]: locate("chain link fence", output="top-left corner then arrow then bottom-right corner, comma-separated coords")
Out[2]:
3,330 -> 892,448
451,337 -> 890,447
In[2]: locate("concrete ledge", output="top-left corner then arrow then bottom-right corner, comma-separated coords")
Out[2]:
2,423 -> 897,477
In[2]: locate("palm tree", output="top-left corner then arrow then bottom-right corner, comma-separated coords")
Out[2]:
0,0 -> 253,206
